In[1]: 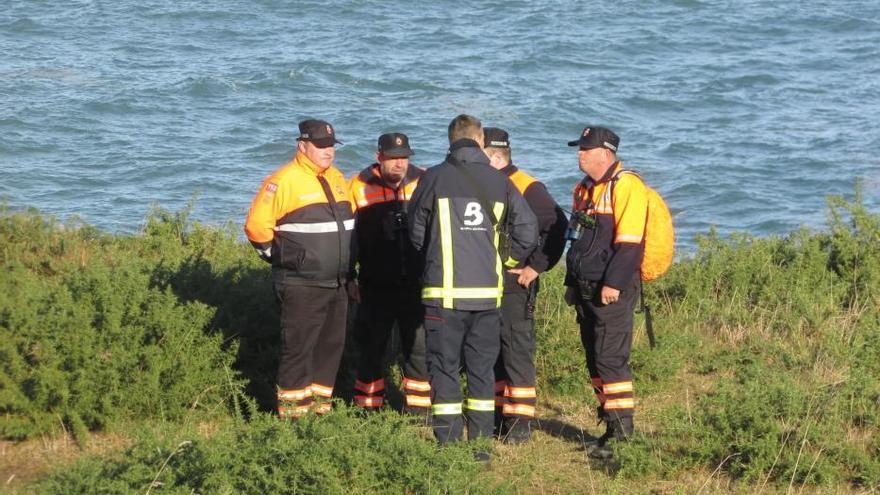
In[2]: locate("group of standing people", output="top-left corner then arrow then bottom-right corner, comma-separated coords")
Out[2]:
244,114 -> 648,461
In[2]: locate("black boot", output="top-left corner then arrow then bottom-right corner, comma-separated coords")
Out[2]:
588,417 -> 633,460
501,417 -> 531,445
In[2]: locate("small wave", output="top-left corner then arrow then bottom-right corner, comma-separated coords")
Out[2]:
0,17 -> 44,33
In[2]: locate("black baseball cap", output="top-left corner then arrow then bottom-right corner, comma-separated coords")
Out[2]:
568,126 -> 619,152
377,132 -> 413,158
297,119 -> 341,148
483,127 -> 510,149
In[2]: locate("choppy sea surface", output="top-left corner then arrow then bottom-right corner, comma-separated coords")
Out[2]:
2,1 -> 879,251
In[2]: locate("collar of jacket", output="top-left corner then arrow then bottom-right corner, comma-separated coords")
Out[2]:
447,139 -> 490,166
500,163 -> 519,177
294,152 -> 329,176
358,162 -> 421,186
590,161 -> 623,185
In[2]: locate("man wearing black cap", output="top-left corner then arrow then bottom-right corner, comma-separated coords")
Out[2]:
408,115 -> 538,459
348,133 -> 431,417
482,127 -> 568,444
563,126 -> 648,459
244,119 -> 355,419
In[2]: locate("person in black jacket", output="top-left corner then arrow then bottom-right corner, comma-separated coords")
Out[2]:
482,127 -> 568,444
408,115 -> 538,459
348,133 -> 430,418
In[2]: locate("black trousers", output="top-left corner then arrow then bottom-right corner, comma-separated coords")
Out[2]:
353,286 -> 430,411
575,276 -> 639,422
494,289 -> 538,421
424,306 -> 501,444
274,283 -> 347,418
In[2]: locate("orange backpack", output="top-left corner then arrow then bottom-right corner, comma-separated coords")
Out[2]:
612,170 -> 675,281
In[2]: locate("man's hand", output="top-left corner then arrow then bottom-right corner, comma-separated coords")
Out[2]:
600,285 -> 620,305
346,281 -> 361,303
564,286 -> 577,306
507,266 -> 540,288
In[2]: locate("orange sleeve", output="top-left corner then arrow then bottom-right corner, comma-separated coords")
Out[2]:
611,174 -> 648,244
244,170 -> 289,245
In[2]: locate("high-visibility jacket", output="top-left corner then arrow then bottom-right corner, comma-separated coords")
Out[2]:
244,152 -> 354,287
349,163 -> 424,289
565,161 -> 647,290
501,164 -> 568,293
408,139 -> 539,311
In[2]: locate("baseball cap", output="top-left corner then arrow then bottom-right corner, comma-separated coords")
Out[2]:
568,126 -> 619,152
483,127 -> 510,148
377,132 -> 413,158
297,119 -> 341,148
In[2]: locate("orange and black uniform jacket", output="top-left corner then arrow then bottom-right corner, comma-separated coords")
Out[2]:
349,164 -> 424,289
501,164 -> 568,293
565,162 -> 647,291
244,152 -> 355,287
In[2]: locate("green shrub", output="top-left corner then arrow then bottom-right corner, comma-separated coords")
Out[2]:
38,405 -> 504,494
0,209 -> 239,443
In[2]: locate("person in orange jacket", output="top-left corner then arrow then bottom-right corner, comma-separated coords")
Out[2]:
244,119 -> 356,419
563,126 -> 648,459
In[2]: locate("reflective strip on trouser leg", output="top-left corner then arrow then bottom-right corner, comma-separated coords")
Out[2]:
355,379 -> 386,394
403,377 -> 431,392
406,395 -> 432,408
432,403 -> 463,415
465,399 -> 496,411
403,377 -> 431,409
277,386 -> 314,419
354,379 -> 385,409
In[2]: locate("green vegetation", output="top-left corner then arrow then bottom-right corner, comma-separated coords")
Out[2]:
1,190 -> 878,493
35,408 -> 494,494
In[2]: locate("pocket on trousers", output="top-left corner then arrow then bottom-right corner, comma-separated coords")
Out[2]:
511,319 -> 536,355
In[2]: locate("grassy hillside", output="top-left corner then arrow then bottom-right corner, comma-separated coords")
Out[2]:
1,191 -> 877,494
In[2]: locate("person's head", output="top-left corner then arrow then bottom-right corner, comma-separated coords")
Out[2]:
448,114 -> 484,146
376,132 -> 413,186
483,127 -> 511,170
296,119 -> 341,170
568,126 -> 620,180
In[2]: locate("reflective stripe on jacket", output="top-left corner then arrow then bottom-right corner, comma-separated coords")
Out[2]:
244,152 -> 354,286
408,139 -> 539,311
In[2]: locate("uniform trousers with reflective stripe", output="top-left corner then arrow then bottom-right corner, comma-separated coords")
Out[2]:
353,286 -> 430,411
274,283 -> 347,417
575,276 -> 639,422
424,306 -> 501,444
494,290 -> 537,421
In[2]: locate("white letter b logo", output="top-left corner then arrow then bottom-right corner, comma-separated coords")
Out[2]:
463,202 -> 484,226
